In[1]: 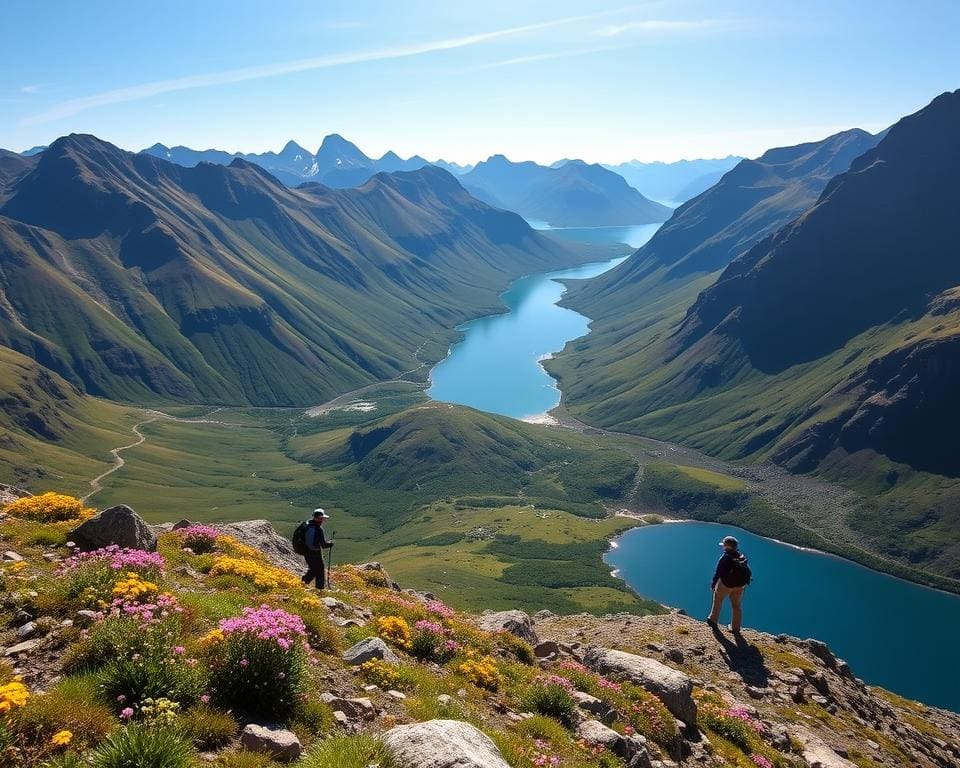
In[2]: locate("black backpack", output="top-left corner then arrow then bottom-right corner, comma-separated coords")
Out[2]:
291,521 -> 310,556
725,555 -> 752,588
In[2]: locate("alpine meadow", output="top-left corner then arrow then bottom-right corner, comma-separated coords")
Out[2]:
1,3 -> 959,767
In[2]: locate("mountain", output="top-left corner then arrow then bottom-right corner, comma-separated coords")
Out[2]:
0,149 -> 37,198
19,145 -> 47,157
140,135 -> 432,189
461,155 -> 672,227
0,134 -> 589,407
431,159 -> 473,175
603,156 -> 742,202
552,90 -> 960,576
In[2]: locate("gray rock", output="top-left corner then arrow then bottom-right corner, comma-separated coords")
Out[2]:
320,693 -> 376,720
572,691 -> 613,721
239,723 -> 302,762
4,638 -> 40,656
342,636 -> 400,666
584,647 -> 697,726
0,484 -> 30,506
477,610 -> 538,644
382,720 -> 511,768
218,520 -> 302,573
789,726 -> 856,768
3,551 -> 24,562
15,622 -> 36,639
69,505 -> 157,552
534,641 -> 560,659
577,720 -> 650,766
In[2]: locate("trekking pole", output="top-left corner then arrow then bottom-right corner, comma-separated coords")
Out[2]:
326,531 -> 336,589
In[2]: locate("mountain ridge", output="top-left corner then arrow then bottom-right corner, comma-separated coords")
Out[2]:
0,133 -> 589,407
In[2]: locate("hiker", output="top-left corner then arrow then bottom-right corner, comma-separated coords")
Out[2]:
296,508 -> 334,590
707,535 -> 751,633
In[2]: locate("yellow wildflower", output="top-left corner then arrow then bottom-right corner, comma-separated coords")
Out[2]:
51,730 -> 73,746
209,555 -> 301,591
0,680 -> 29,713
376,615 -> 412,649
2,492 -> 94,522
458,656 -> 501,690
112,572 -> 159,602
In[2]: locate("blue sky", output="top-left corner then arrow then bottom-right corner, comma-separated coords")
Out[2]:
1,0 -> 957,163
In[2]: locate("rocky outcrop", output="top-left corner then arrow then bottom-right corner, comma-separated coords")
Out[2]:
69,505 -> 157,551
0,484 -> 30,506
382,719 -> 511,768
477,610 -> 538,644
576,720 -> 652,767
342,637 -> 400,666
584,646 -> 697,726
789,726 -> 856,768
239,723 -> 302,762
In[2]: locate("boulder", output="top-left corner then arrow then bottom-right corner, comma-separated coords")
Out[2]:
576,720 -> 651,766
320,693 -> 376,720
382,719 -> 511,768
534,640 -> 560,659
572,691 -> 613,721
218,520 -> 302,573
584,647 -> 697,726
239,723 -> 302,762
789,726 -> 857,768
69,505 -> 156,552
477,610 -> 538,644
342,637 -> 400,666
0,484 -> 30,506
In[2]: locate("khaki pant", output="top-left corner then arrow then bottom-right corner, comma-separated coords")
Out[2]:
709,582 -> 745,631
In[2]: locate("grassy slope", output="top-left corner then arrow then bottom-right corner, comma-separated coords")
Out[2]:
23,384 -> 659,615
0,346 -> 141,495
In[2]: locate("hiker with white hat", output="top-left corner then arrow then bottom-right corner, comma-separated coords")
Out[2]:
294,508 -> 334,591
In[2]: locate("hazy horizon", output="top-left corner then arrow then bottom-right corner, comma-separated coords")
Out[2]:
2,0 -> 958,163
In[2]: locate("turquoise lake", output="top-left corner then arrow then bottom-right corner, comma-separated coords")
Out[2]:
426,220 -> 960,712
426,223 -> 659,418
606,522 -> 960,712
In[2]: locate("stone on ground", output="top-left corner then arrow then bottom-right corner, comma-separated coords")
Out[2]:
69,505 -> 157,551
382,719 -> 511,768
584,647 -> 697,726
477,610 -> 539,644
239,723 -> 302,762
342,636 -> 400,665
789,726 -> 857,768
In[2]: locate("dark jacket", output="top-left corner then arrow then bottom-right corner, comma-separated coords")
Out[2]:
305,522 -> 332,554
712,550 -> 749,588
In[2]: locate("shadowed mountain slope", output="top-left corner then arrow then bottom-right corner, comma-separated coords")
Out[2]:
0,134 -> 586,407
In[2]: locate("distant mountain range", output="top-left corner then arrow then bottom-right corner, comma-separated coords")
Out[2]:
0,134 -> 589,407
140,134 -> 470,189
461,155 -> 672,227
602,157 -> 743,203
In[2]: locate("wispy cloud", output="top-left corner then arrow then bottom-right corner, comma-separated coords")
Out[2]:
458,46 -> 615,73
19,84 -> 41,94
593,18 -> 735,37
23,9 -> 631,126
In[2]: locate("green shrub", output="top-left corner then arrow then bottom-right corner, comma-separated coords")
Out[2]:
90,725 -> 194,768
297,607 -> 343,655
180,704 -> 236,749
521,678 -> 577,725
215,750 -> 281,768
290,698 -> 334,739
9,674 -> 115,751
100,648 -> 206,709
300,735 -> 395,768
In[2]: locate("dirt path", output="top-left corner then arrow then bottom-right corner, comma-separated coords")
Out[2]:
81,408 -> 246,504
81,415 -> 160,504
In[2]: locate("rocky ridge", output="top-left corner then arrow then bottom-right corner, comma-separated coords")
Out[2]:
0,501 -> 957,767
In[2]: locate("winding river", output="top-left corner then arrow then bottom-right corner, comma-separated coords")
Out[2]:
426,222 -> 960,712
427,224 -> 659,419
